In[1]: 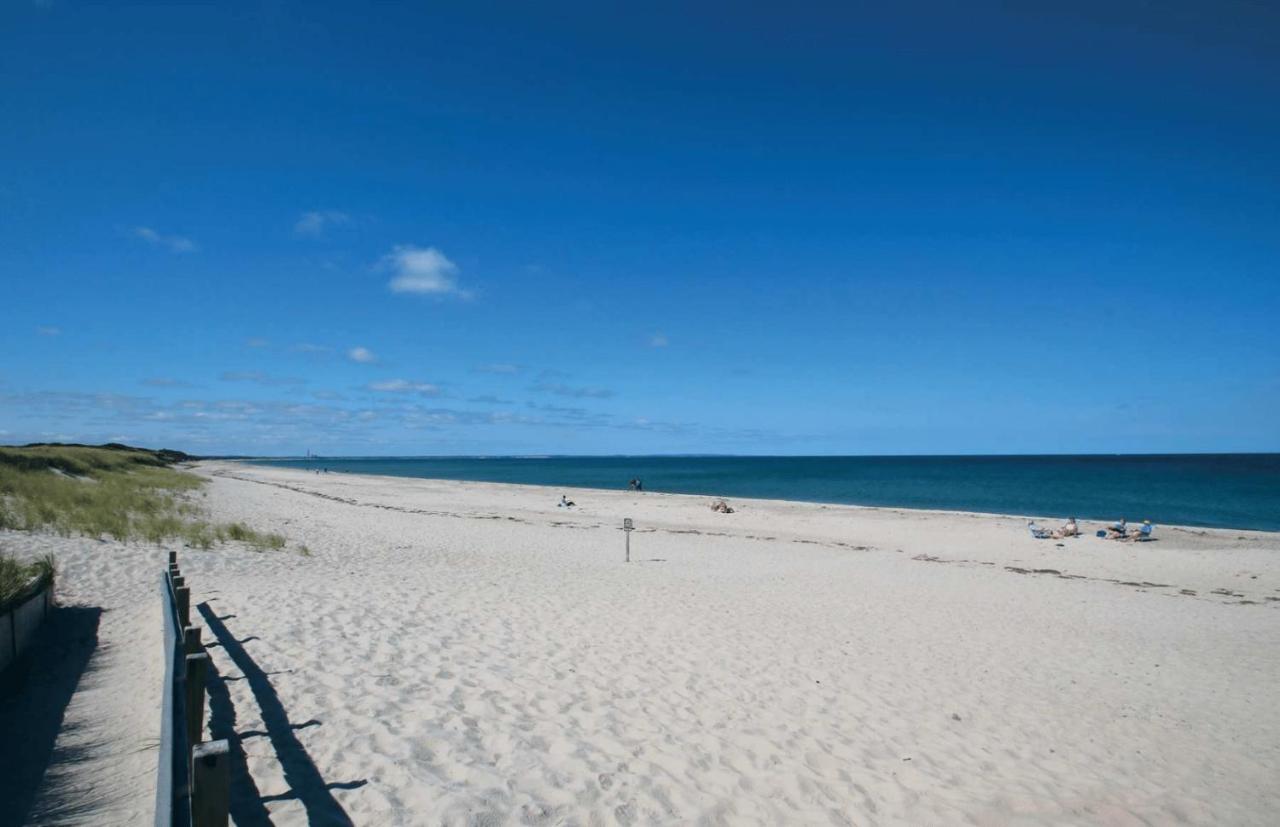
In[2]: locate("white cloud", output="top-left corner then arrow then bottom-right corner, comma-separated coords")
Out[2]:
294,210 -> 350,238
649,332 -> 669,348
383,245 -> 463,295
348,346 -> 377,363
134,226 -> 197,253
37,325 -> 61,336
367,379 -> 440,396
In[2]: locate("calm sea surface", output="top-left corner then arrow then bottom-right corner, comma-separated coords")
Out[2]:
248,454 -> 1280,531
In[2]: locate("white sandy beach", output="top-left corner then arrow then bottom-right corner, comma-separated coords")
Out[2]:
5,461 -> 1280,826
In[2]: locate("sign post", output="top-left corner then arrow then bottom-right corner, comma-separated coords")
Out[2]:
622,518 -> 634,563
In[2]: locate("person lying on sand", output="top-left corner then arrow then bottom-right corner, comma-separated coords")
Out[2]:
1053,517 -> 1079,539
710,499 -> 735,514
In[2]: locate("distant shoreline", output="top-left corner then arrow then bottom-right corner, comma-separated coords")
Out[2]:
226,457 -> 1280,534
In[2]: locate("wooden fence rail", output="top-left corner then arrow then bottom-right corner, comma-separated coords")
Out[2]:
155,550 -> 230,827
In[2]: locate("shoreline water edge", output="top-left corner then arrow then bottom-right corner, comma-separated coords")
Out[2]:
243,454 -> 1280,532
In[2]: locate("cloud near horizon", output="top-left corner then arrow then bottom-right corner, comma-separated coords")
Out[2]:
219,371 -> 306,387
367,379 -> 441,396
141,378 -> 194,388
294,210 -> 350,237
383,245 -> 464,295
134,226 -> 197,253
475,363 -> 520,375
0,387 -> 770,454
530,381 -> 615,399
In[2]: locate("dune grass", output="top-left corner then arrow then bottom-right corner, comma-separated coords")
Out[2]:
0,445 -> 289,552
0,552 -> 55,610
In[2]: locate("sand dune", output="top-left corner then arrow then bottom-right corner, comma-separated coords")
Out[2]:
6,461 -> 1278,825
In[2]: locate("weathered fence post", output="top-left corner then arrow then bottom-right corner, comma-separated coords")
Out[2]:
185,652 -> 208,748
176,585 -> 191,629
191,739 -> 231,827
168,550 -> 177,567
184,625 -> 203,656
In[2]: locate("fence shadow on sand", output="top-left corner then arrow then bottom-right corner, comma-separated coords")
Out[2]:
198,602 -> 365,826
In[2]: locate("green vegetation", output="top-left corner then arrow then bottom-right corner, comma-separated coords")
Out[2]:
0,444 -> 290,552
0,552 -> 55,610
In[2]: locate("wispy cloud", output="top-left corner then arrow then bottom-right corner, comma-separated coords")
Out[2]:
134,226 -> 197,253
530,381 -> 615,399
245,337 -> 270,348
0,388 -> 770,452
383,245 -> 465,296
141,378 -> 194,388
367,379 -> 440,396
291,343 -> 333,355
36,325 -> 61,336
219,371 -> 306,387
348,346 -> 377,364
475,363 -> 520,375
649,332 -> 669,348
294,210 -> 350,238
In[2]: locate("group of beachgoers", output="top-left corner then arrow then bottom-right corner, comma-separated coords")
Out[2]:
1029,517 -> 1155,542
558,479 -> 643,508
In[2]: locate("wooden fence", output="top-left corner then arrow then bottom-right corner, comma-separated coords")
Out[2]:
155,550 -> 231,827
0,569 -> 54,674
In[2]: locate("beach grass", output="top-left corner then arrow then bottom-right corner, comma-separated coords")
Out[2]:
0,445 -> 289,551
0,552 -> 55,609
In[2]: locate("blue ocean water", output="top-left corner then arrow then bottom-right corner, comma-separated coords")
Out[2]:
249,454 -> 1280,531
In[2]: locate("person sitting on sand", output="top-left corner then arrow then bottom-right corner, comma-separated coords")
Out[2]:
710,499 -> 735,514
559,495 -> 576,508
1105,518 -> 1127,539
1124,520 -> 1155,542
1053,517 -> 1079,539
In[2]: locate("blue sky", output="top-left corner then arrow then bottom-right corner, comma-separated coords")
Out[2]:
2,2 -> 1277,456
